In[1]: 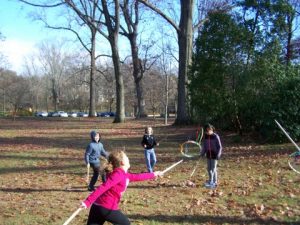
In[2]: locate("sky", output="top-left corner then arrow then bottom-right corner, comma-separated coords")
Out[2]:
0,0 -> 151,74
0,0 -> 59,73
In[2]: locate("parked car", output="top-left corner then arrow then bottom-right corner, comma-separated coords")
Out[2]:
47,112 -> 54,117
52,111 -> 68,117
98,111 -> 115,117
68,112 -> 78,117
35,111 -> 48,117
77,112 -> 88,117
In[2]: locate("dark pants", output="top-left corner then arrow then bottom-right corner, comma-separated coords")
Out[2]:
87,204 -> 130,225
89,163 -> 106,189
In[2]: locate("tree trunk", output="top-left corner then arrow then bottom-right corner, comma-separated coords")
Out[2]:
285,14 -> 293,66
175,0 -> 194,125
51,78 -> 58,111
102,0 -> 125,123
130,37 -> 146,118
111,43 -> 125,123
89,29 -> 96,117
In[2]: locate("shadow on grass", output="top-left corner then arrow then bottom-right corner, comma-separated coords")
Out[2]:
129,213 -> 294,225
128,183 -> 184,189
0,186 -> 87,193
0,154 -> 82,162
0,137 -> 85,150
0,164 -> 83,175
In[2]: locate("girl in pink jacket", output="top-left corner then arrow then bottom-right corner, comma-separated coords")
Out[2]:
81,150 -> 162,225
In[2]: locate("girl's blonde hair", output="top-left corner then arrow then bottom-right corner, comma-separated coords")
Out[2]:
145,126 -> 153,134
104,150 -> 125,173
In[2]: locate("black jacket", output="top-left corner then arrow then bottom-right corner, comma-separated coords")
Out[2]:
141,134 -> 157,149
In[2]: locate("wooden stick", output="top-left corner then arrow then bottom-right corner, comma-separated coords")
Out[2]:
86,164 -> 90,184
190,161 -> 199,178
162,159 -> 183,174
63,208 -> 83,225
275,120 -> 300,151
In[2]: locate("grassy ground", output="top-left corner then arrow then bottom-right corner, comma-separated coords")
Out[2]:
0,117 -> 299,225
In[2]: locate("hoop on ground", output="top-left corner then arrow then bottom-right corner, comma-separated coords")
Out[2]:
179,140 -> 202,158
288,151 -> 300,175
275,120 -> 300,175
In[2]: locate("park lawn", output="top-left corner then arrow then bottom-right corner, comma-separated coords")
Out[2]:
0,117 -> 299,225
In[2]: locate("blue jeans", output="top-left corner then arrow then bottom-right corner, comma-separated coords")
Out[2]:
144,148 -> 157,173
207,159 -> 218,184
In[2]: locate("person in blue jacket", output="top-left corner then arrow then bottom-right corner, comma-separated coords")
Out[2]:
200,123 -> 222,189
85,131 -> 109,191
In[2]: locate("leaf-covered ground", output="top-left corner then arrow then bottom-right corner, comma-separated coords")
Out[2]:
0,117 -> 299,225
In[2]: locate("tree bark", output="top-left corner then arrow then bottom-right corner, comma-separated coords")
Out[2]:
101,0 -> 125,123
89,29 -> 96,117
130,37 -> 146,118
175,0 -> 194,124
121,0 -> 146,118
138,0 -> 194,124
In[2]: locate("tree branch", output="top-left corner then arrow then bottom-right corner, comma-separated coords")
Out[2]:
137,0 -> 180,32
18,0 -> 64,7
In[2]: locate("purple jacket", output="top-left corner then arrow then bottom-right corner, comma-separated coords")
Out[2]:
201,133 -> 222,159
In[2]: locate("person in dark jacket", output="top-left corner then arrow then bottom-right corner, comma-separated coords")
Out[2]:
141,127 -> 159,172
85,131 -> 109,191
200,124 -> 222,189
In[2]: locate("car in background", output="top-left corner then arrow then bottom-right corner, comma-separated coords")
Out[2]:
35,111 -> 48,117
98,111 -> 115,117
52,111 -> 68,117
47,112 -> 54,117
68,112 -> 78,117
77,112 -> 88,117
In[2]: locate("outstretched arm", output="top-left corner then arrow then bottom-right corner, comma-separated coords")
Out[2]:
83,170 -> 122,208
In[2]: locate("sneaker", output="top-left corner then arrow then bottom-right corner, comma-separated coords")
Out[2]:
204,181 -> 213,187
204,182 -> 217,189
209,184 -> 217,189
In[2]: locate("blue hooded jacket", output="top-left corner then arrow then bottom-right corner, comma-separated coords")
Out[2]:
200,133 -> 222,160
85,131 -> 108,164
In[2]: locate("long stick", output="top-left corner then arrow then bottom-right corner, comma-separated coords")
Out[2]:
190,161 -> 199,178
86,165 -> 90,184
63,208 -> 83,225
275,120 -> 300,151
162,159 -> 183,174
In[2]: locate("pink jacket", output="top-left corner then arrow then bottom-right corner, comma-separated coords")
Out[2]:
83,168 -> 155,210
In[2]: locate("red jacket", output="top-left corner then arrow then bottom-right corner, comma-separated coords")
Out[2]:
83,168 -> 155,210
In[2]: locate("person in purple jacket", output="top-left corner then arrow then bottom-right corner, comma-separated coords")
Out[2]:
200,123 -> 222,189
81,150 -> 163,225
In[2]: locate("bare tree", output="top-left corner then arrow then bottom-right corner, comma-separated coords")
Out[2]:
138,0 -> 231,124
119,0 -> 160,118
284,0 -> 300,64
18,0 -> 105,117
36,41 -> 71,111
0,71 -> 30,117
99,0 -> 125,123
138,0 -> 195,124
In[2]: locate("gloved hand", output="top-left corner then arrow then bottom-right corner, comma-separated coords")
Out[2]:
154,171 -> 164,177
81,202 -> 87,209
